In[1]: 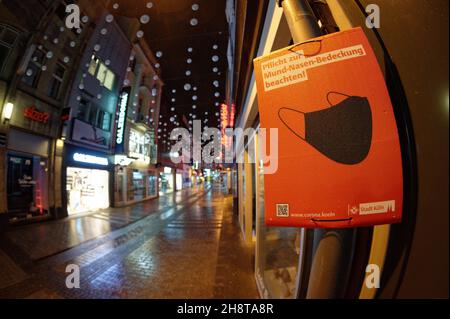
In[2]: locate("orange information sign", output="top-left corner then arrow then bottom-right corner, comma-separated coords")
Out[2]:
254,27 -> 403,228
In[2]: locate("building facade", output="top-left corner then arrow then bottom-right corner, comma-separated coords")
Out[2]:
0,0 -> 107,226
61,10 -> 136,217
113,41 -> 162,207
0,0 -> 163,226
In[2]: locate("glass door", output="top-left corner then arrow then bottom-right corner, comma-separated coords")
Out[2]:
7,153 -> 49,220
7,154 -> 34,214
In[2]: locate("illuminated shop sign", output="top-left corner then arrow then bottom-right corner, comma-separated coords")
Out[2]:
229,103 -> 235,128
73,152 -> 109,166
116,91 -> 129,144
219,103 -> 235,148
221,103 -> 229,146
113,155 -> 134,166
115,88 -> 130,153
24,106 -> 50,123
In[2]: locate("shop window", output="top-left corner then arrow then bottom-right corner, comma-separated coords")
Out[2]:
129,129 -> 150,162
66,167 -> 109,215
98,63 -> 115,90
176,174 -> 183,191
7,154 -> 49,220
131,171 -> 145,201
97,110 -> 111,131
255,155 -> 301,299
159,170 -> 174,194
48,63 -> 66,99
77,98 -> 90,121
76,97 -> 112,132
97,63 -> 109,86
88,106 -> 98,126
22,48 -> 46,88
88,54 -> 116,91
88,54 -> 99,76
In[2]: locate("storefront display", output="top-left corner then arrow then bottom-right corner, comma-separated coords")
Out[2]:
63,145 -> 111,216
131,170 -> 145,201
7,153 -> 49,220
66,167 -> 110,215
112,124 -> 158,206
6,129 -> 51,222
129,129 -> 151,163
114,165 -> 158,206
159,167 -> 174,194
176,173 -> 183,191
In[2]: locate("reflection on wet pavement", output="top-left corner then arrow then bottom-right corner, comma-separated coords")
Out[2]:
6,217 -> 113,260
0,186 -> 259,299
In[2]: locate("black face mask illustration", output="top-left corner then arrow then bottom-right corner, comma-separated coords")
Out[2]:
278,92 -> 372,165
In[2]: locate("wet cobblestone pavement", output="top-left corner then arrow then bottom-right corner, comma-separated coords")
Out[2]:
0,186 -> 258,299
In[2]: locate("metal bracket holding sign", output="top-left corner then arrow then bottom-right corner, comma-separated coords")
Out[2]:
254,27 -> 403,228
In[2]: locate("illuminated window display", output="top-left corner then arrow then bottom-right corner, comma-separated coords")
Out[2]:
160,167 -> 174,194
129,129 -> 150,163
66,167 -> 109,215
176,173 -> 183,191
115,166 -> 158,206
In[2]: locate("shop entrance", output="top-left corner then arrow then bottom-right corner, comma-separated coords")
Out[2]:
66,167 -> 109,215
7,153 -> 49,219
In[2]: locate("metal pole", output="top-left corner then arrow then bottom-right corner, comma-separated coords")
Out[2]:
279,0 -> 322,42
278,0 -> 355,299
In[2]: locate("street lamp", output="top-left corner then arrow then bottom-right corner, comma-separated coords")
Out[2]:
3,102 -> 14,123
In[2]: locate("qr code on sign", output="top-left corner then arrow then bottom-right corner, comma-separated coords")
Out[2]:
276,204 -> 289,217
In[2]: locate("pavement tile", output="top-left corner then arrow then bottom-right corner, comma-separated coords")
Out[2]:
0,186 -> 259,299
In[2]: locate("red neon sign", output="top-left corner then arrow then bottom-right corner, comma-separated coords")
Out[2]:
24,106 -> 50,123
229,103 -> 235,128
220,103 -> 228,145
